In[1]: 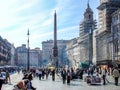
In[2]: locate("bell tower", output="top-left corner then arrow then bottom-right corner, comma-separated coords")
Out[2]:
84,0 -> 93,21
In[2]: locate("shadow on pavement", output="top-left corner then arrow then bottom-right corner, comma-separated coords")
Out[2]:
69,83 -> 83,86
88,84 -> 102,86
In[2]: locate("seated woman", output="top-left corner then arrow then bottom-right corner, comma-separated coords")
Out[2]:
13,79 -> 29,90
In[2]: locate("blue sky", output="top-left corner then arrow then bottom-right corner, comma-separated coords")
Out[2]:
0,0 -> 99,49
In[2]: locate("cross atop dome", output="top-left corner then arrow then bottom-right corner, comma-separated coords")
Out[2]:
87,0 -> 90,8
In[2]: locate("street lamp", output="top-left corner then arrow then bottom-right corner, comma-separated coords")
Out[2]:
88,28 -> 93,67
27,29 -> 30,71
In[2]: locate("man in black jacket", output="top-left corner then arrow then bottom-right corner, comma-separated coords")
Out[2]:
61,68 -> 66,84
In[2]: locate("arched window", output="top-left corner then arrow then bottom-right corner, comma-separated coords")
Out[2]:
89,15 -> 91,19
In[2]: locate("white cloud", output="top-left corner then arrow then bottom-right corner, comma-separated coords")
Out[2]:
0,0 -> 99,49
0,0 -> 39,29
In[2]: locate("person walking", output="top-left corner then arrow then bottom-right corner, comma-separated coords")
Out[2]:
6,70 -> 10,84
87,68 -> 91,76
27,73 -> 36,90
70,68 -> 75,80
52,69 -> 55,81
101,68 -> 107,85
66,69 -> 71,85
45,69 -> 49,79
42,69 -> 45,79
38,69 -> 42,80
112,67 -> 120,86
79,68 -> 84,80
61,68 -> 66,84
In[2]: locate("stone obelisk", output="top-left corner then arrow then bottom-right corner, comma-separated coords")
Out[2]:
53,11 -> 58,69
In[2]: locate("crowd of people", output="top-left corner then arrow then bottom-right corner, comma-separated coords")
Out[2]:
85,66 -> 120,86
59,66 -> 119,86
0,65 -> 119,90
14,66 -> 120,90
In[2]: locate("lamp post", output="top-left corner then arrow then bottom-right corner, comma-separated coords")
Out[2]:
89,28 -> 93,67
27,29 -> 30,71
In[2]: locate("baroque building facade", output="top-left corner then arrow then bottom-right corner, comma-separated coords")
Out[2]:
96,0 -> 120,67
16,44 -> 41,68
66,3 -> 96,68
66,38 -> 80,68
42,40 -> 69,67
29,48 -> 41,67
111,9 -> 120,66
0,37 -> 12,65
16,44 -> 27,67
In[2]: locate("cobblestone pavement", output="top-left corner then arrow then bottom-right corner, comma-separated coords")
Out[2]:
2,72 -> 120,90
